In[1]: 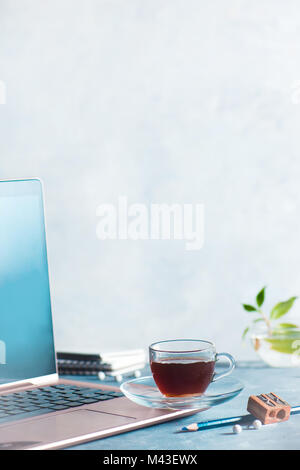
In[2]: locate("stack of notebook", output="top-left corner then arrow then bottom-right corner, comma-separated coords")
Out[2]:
57,349 -> 146,381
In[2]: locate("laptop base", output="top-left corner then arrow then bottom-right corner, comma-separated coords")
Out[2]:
0,378 -> 196,450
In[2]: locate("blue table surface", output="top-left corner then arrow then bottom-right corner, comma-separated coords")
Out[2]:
66,361 -> 300,450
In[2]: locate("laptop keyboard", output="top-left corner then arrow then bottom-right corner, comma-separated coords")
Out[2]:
0,384 -> 123,424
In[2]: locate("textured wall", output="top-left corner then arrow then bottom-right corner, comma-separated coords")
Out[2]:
1,0 -> 300,360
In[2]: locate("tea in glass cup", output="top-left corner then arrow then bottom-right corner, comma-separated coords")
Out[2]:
149,339 -> 235,397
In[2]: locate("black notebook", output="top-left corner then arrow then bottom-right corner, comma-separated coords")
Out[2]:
56,352 -> 104,376
56,350 -> 146,377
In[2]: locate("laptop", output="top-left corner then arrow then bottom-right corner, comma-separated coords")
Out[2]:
0,178 -> 194,450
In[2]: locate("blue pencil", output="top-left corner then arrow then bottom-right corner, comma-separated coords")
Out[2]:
181,414 -> 253,431
181,405 -> 300,431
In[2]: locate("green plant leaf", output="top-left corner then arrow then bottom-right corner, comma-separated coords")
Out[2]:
270,297 -> 298,320
277,323 -> 299,329
242,304 -> 257,312
253,318 -> 264,323
265,330 -> 300,354
256,286 -> 266,307
265,339 -> 294,354
242,326 -> 250,340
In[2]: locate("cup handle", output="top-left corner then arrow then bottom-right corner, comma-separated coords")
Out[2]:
212,352 -> 235,382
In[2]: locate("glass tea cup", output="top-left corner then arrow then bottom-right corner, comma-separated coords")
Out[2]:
149,339 -> 235,397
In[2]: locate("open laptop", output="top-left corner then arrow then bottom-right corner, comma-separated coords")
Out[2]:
0,178 -> 194,450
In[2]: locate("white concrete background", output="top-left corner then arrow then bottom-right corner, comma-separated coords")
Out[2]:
1,0 -> 300,360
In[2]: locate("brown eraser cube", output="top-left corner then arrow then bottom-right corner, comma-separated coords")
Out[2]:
247,393 -> 291,425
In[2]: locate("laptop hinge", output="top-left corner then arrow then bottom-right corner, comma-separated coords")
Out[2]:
0,373 -> 58,393
0,382 -> 39,394
30,373 -> 59,386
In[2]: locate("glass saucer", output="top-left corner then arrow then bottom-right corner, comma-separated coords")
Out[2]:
120,376 -> 244,411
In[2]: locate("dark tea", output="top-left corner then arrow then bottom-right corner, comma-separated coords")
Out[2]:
150,357 -> 215,397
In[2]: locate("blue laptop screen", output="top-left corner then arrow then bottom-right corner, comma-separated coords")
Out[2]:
0,179 -> 56,384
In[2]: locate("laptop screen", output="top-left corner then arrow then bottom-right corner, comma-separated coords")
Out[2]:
0,179 -> 56,384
